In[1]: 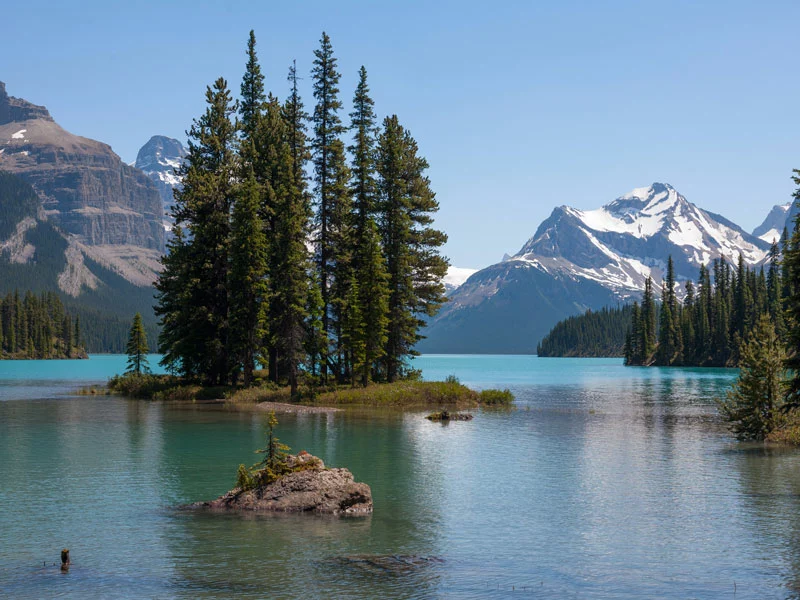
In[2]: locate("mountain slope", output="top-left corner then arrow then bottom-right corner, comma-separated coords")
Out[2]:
0,171 -> 158,351
0,82 -> 165,287
419,183 -> 770,354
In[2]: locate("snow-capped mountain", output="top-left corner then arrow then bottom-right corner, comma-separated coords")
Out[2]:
753,202 -> 791,244
515,183 -> 769,294
418,183 -> 771,354
443,267 -> 478,293
134,135 -> 187,229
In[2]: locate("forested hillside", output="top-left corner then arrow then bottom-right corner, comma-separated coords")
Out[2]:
0,171 -> 159,352
626,250 -> 785,367
0,291 -> 85,359
537,305 -> 632,357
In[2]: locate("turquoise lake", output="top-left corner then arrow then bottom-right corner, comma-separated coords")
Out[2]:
2,355 -> 800,599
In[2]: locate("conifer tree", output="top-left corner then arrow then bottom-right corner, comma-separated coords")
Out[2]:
311,32 -> 349,380
784,170 -> 800,406
767,241 -> 785,337
377,116 -> 448,381
639,276 -> 657,363
348,66 -> 388,384
229,172 -> 269,386
718,315 -> 786,440
126,312 -> 149,375
156,78 -> 237,384
240,30 -> 266,139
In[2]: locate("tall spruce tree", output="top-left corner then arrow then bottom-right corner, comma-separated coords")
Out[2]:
156,78 -> 237,384
784,170 -> 800,406
377,116 -> 449,381
126,313 -> 149,375
718,315 -> 786,440
229,172 -> 269,385
311,32 -> 349,381
639,276 -> 657,363
348,66 -> 388,385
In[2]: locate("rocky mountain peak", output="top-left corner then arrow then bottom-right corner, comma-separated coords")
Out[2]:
753,202 -> 791,244
134,135 -> 187,230
135,135 -> 187,175
0,81 -> 53,125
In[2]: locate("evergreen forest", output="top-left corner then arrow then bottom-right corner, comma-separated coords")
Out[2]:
536,305 -> 631,357
156,31 -> 449,392
0,290 -> 85,359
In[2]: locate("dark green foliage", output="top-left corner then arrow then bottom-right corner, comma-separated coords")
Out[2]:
349,67 -> 389,385
625,255 -> 785,367
548,247 -> 791,369
229,173 -> 269,386
717,315 -> 786,439
153,31 -> 448,390
125,312 -> 149,374
537,305 -> 632,357
0,171 -> 39,238
156,77 -> 238,384
784,170 -> 800,406
377,116 -> 448,381
0,290 -> 84,359
311,32 -> 348,381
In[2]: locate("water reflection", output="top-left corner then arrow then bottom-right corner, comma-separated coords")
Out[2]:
4,361 -> 800,599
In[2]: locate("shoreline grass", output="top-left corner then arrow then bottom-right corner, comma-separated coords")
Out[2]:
102,372 -> 514,410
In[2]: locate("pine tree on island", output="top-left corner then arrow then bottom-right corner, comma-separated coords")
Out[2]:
126,313 -> 150,375
153,31 -> 449,392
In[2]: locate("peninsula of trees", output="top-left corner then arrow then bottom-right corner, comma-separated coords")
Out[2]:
0,290 -> 85,359
537,305 -> 632,357
624,248 -> 786,367
155,31 -> 448,395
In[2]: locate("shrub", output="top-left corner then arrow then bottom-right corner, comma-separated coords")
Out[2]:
478,388 -> 514,406
236,464 -> 255,491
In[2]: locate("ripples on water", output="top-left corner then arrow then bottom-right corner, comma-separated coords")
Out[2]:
1,355 -> 800,598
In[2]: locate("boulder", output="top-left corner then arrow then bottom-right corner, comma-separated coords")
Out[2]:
189,453 -> 372,515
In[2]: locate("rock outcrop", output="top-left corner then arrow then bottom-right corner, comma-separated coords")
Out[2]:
0,82 -> 165,252
190,453 -> 373,515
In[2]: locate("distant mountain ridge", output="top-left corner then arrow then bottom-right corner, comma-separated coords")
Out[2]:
419,183 -> 772,354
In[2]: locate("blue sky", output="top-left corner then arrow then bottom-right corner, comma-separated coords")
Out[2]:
4,0 -> 800,268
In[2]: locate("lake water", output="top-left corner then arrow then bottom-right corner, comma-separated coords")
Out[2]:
2,355 -> 800,599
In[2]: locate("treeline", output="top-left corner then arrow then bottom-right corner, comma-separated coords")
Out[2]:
0,290 -> 85,359
625,245 -> 786,367
537,305 -> 632,357
157,32 -> 448,393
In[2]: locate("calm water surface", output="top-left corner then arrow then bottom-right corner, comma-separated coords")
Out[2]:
2,355 -> 800,599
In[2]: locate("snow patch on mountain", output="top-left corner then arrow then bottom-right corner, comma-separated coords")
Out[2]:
753,202 -> 791,244
513,182 -> 769,297
444,266 -> 478,292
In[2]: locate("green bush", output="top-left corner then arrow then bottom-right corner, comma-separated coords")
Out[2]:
108,373 -> 180,399
478,388 -> 514,406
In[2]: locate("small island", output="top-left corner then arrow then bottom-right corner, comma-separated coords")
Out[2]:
188,413 -> 372,515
